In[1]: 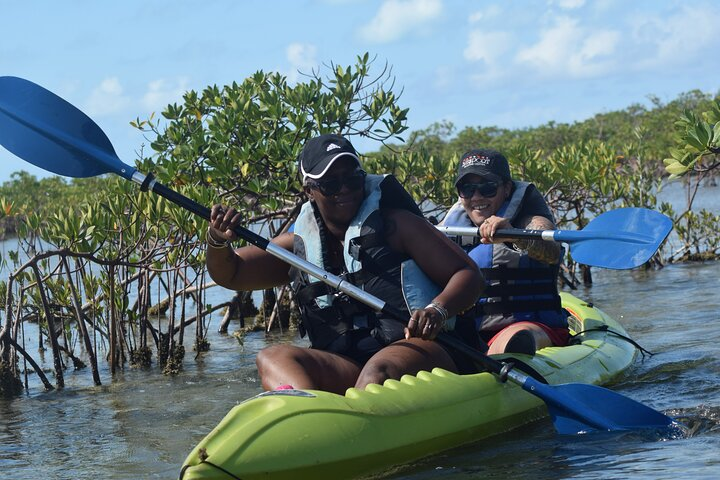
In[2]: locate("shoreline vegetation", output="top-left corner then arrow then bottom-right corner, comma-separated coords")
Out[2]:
1,54 -> 718,395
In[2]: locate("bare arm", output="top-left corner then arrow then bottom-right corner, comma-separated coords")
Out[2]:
206,204 -> 293,291
385,209 -> 484,339
480,214 -> 561,265
512,215 -> 562,264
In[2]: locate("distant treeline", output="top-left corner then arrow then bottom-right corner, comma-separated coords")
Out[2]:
3,88 -> 716,237
386,89 -> 718,180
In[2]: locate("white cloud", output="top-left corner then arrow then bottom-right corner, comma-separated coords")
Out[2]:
631,5 -> 720,69
550,0 -> 586,9
515,16 -> 619,78
433,65 -> 454,90
142,78 -> 190,112
464,30 -> 513,65
84,77 -> 130,116
358,0 -> 442,44
285,43 -> 318,83
468,5 -> 501,24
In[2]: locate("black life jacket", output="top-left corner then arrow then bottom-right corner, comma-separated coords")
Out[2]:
442,182 -> 567,334
289,174 -> 439,352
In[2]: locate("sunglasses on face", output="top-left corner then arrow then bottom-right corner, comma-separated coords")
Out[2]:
457,181 -> 499,199
307,170 -> 367,196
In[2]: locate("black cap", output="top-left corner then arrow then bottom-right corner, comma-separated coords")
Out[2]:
455,149 -> 512,185
298,134 -> 360,180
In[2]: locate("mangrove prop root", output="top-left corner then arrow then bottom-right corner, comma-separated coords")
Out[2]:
0,360 -> 23,397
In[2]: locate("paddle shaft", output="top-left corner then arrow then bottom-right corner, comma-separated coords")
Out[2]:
136,173 -> 393,316
436,225 -> 657,244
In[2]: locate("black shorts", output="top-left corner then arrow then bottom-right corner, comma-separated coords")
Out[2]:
323,328 -> 386,365
324,320 -> 484,375
440,317 -> 486,375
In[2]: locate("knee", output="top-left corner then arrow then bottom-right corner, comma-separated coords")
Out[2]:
361,362 -> 395,385
355,363 -> 393,390
256,345 -> 296,374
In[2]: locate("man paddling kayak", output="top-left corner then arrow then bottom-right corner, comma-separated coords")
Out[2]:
441,148 -> 570,355
206,134 -> 484,394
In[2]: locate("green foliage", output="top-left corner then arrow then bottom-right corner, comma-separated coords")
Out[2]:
663,97 -> 720,178
0,54 -> 414,390
132,54 -> 407,239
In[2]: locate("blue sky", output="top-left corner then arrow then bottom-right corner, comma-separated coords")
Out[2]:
2,0 -> 719,182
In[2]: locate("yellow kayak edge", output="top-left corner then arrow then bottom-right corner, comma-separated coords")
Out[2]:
179,293 -> 637,480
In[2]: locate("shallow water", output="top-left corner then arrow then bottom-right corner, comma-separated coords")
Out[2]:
1,182 -> 719,479
0,263 -> 718,479
384,262 -> 720,480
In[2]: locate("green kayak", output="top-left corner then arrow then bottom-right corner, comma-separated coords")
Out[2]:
180,292 -> 637,480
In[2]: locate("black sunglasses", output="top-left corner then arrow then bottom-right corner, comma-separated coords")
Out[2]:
457,181 -> 499,199
307,170 -> 367,196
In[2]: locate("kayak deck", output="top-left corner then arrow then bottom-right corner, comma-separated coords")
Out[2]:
180,293 -> 637,480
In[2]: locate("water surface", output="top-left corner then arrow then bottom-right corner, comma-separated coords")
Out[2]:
1,182 -> 718,479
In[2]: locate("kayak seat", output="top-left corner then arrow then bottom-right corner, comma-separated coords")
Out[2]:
504,330 -> 536,356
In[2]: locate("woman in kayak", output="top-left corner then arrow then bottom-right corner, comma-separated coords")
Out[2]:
206,134 -> 484,394
441,148 -> 569,355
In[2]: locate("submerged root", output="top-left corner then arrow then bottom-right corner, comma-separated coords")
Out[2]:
162,345 -> 185,375
0,360 -> 23,397
129,346 -> 153,368
70,356 -> 86,370
194,337 -> 210,353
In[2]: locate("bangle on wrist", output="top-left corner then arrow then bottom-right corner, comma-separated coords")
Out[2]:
425,302 -> 449,324
207,227 -> 230,249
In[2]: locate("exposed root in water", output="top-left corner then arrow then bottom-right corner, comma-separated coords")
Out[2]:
0,360 -> 23,397
231,330 -> 246,347
70,356 -> 86,370
194,337 -> 210,353
129,346 -> 152,368
163,345 -> 185,375
157,333 -> 169,368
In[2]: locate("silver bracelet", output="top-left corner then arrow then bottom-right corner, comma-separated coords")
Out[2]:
207,227 -> 230,249
425,302 -> 449,323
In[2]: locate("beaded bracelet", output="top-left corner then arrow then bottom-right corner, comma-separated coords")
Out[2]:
207,227 -> 230,249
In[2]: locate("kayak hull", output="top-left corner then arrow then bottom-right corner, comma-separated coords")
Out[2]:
180,293 -> 637,479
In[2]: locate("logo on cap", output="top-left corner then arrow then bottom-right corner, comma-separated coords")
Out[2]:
461,155 -> 491,168
326,143 -> 341,151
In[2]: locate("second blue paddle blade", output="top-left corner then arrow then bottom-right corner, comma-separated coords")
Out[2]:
540,382 -> 676,434
568,208 -> 673,269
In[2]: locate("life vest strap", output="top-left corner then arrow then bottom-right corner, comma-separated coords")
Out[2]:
465,296 -> 563,316
484,282 -> 559,297
481,267 -> 556,281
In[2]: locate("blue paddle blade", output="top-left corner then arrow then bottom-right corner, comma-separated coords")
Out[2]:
556,208 -> 673,269
521,377 -> 676,434
0,76 -> 136,180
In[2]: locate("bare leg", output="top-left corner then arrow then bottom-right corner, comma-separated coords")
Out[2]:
354,338 -> 457,390
487,323 -> 553,355
256,344 -> 361,395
